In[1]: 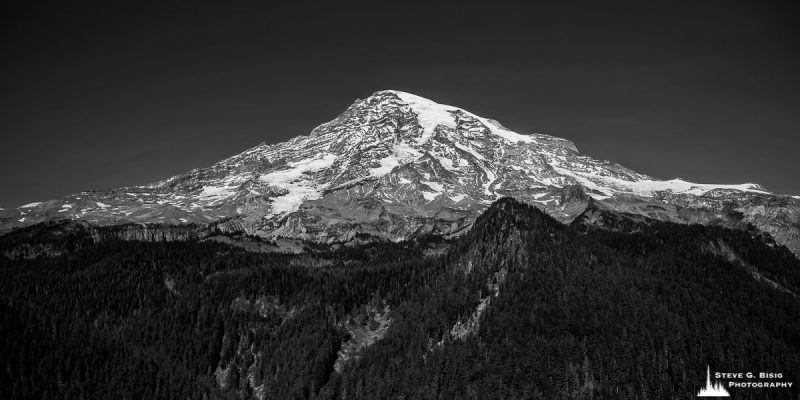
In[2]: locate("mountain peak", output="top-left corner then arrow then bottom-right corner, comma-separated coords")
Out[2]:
3,90 -> 798,255
472,197 -> 565,236
362,89 -> 544,146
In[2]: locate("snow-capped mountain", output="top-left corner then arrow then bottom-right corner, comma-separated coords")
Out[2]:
2,90 -> 799,254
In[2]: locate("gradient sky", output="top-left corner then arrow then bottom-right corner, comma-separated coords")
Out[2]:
1,1 -> 798,207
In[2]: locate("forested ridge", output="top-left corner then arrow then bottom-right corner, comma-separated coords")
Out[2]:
1,198 -> 799,399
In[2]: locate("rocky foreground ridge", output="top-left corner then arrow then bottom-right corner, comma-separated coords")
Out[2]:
2,90 -> 798,254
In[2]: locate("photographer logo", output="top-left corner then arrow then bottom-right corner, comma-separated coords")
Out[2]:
698,365 -> 793,397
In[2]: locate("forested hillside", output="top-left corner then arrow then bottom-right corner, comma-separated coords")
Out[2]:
2,198 -> 799,399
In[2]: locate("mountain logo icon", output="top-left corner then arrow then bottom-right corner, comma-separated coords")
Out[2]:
698,365 -> 730,397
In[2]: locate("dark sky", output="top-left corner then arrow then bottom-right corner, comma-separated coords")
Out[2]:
2,1 -> 798,207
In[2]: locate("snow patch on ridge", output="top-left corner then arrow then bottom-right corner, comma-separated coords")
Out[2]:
369,142 -> 423,178
470,114 -> 534,144
453,142 -> 486,161
198,185 -> 237,204
260,153 -> 338,215
630,179 -> 767,196
421,191 -> 439,201
370,155 -> 400,177
553,166 -> 768,197
20,202 -> 41,208
449,193 -> 466,202
390,90 -> 534,145
394,91 -> 458,144
423,181 -> 444,192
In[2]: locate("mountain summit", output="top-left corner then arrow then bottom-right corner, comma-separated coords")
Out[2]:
2,90 -> 798,253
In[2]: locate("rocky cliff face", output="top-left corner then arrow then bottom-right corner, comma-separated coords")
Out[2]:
90,223 -> 206,242
2,90 -> 798,254
0,219 -> 213,260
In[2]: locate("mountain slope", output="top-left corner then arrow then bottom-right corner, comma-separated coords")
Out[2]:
2,90 -> 798,254
332,198 -> 800,399
3,198 -> 799,399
